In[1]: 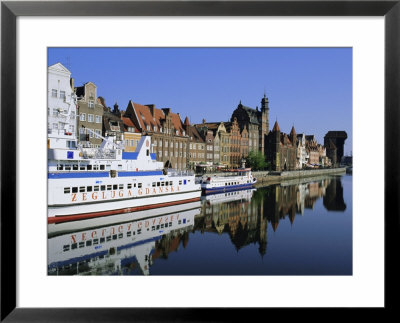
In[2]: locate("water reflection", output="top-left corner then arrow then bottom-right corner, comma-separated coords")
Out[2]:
48,175 -> 349,275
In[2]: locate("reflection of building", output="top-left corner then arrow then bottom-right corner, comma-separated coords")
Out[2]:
323,177 -> 347,211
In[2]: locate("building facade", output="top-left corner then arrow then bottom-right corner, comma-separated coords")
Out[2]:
75,82 -> 104,147
125,101 -> 188,170
265,121 -> 297,171
47,63 -> 77,149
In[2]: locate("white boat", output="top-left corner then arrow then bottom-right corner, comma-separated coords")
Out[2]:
201,188 -> 256,205
198,168 -> 257,194
48,134 -> 201,224
48,203 -> 200,275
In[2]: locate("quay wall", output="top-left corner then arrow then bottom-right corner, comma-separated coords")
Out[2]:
253,168 -> 346,184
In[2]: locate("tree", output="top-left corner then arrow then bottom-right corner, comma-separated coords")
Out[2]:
245,150 -> 269,170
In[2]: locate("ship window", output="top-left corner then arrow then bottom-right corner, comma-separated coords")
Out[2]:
73,165 -> 78,170
137,229 -> 142,234
225,183 -> 227,186
118,233 -> 123,239
87,186 -> 92,192
106,236 -> 111,242
79,242 -> 84,248
184,180 -> 187,185
156,225 -> 160,230
165,223 -> 168,228
152,182 -> 156,187
133,183 -> 136,187
138,183 -> 142,188
157,182 -> 160,187
93,165 -> 99,170
169,222 -> 172,227
94,186 -> 99,191
112,234 -> 117,240
93,239 -> 99,245
100,237 -> 105,243
161,224 -> 164,228
101,185 -> 106,191
132,231 -> 135,235
179,180 -> 182,185
161,182 -> 165,186
169,181 -> 173,186
86,240 -> 92,246
107,185 -> 112,191
178,220 -> 182,225
119,184 -> 123,190
80,166 -> 86,171
65,165 -> 71,171
72,187 -> 78,193
79,187 -> 85,192
165,181 -> 169,186
152,226 -> 155,231
127,183 -> 132,189
113,184 -> 118,190
127,231 -> 131,237
63,245 -> 70,252
57,165 -> 64,170
71,243 -> 77,250
106,165 -> 111,170
64,187 -> 70,194
100,165 -> 105,170
87,165 -> 92,170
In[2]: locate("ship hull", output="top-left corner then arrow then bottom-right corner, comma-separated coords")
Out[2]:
48,190 -> 201,224
202,182 -> 255,195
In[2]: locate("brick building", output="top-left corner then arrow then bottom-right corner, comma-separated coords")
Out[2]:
231,94 -> 270,155
265,121 -> 297,171
124,101 -> 188,170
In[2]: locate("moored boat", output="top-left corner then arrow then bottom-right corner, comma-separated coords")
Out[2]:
198,168 -> 257,195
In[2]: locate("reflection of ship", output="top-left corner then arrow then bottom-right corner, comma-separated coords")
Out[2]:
49,201 -> 201,237
198,168 -> 256,195
48,202 -> 201,275
201,188 -> 256,205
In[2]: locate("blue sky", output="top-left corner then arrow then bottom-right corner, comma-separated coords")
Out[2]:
48,47 -> 352,154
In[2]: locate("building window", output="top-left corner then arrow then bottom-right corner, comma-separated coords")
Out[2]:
80,113 -> 86,121
96,115 -> 102,123
51,89 -> 57,97
53,123 -> 58,129
69,125 -> 74,133
88,114 -> 94,123
130,140 -> 134,146
88,100 -> 94,108
60,91 -> 66,100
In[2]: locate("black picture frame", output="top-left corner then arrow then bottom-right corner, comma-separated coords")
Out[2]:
1,1 -> 399,321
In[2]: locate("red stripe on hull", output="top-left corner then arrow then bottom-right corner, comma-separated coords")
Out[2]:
48,197 -> 201,224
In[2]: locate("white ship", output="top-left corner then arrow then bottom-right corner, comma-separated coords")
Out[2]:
48,135 -> 201,224
198,168 -> 257,195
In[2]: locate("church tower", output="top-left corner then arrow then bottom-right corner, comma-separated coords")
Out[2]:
260,93 -> 270,155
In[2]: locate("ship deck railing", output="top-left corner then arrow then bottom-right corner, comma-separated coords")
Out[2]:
167,169 -> 195,177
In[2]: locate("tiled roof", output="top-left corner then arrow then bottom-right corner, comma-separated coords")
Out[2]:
128,101 -> 185,136
272,120 -> 280,132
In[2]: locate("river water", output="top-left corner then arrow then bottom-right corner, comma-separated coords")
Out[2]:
48,174 -> 352,275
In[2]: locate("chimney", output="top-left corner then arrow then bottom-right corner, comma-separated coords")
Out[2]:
70,78 -> 75,91
162,108 -> 171,116
146,104 -> 155,117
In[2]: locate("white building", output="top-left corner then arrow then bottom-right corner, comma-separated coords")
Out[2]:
296,133 -> 308,169
47,63 -> 77,149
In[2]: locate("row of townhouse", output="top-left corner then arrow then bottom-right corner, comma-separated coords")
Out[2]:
48,62 -> 346,171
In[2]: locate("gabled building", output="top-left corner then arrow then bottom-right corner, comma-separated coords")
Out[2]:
124,101 -> 188,170
47,63 -> 77,149
184,117 -> 205,170
265,121 -> 297,171
101,101 -> 124,143
225,118 -> 242,168
121,116 -> 142,152
75,82 -> 104,147
231,94 -> 270,155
